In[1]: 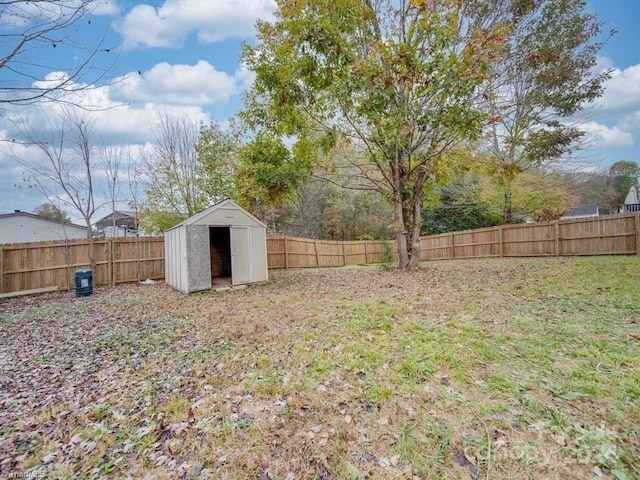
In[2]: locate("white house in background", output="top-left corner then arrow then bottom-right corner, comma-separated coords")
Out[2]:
0,210 -> 88,244
94,210 -> 139,237
560,203 -> 599,220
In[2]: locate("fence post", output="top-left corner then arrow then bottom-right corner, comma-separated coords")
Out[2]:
450,233 -> 455,259
342,242 -> 347,266
136,237 -> 142,282
314,240 -> 320,268
554,221 -> 560,257
498,226 -> 503,257
107,238 -> 113,286
598,217 -> 603,255
284,237 -> 289,269
364,241 -> 369,264
65,240 -> 72,291
636,213 -> 640,256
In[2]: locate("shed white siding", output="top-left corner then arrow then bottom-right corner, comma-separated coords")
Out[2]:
164,200 -> 268,293
164,225 -> 188,293
0,213 -> 87,244
250,227 -> 268,283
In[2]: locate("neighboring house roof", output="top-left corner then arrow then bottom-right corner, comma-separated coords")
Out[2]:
94,210 -> 138,230
624,186 -> 638,205
0,210 -> 88,230
0,210 -> 88,244
560,203 -> 599,219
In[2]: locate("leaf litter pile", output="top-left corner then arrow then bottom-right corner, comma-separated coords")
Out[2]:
1,257 -> 638,479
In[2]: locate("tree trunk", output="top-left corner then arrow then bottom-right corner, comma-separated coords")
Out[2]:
394,191 -> 422,270
503,183 -> 513,224
394,193 -> 409,269
393,149 -> 425,270
85,218 -> 96,275
407,199 -> 422,268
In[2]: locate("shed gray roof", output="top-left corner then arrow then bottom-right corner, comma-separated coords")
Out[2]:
167,199 -> 266,230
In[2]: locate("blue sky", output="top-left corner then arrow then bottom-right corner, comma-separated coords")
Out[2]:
583,0 -> 640,166
0,0 -> 639,221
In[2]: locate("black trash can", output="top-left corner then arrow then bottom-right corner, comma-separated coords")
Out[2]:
75,269 -> 93,297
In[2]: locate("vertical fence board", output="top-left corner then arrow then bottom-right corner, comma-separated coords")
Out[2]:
450,233 -> 455,259
284,237 -> 288,269
636,214 -> 640,255
0,245 -> 3,294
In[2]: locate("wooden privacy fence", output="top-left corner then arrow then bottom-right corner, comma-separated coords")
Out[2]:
1,212 -> 639,294
0,237 -> 165,295
418,213 -> 640,260
270,213 -> 640,267
266,237 -> 392,269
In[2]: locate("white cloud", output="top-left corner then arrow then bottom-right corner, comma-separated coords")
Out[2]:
1,57 -> 246,146
115,0 -> 276,50
0,59 -> 231,214
110,61 -> 239,107
234,63 -> 256,91
578,62 -> 640,162
618,111 -> 640,138
594,55 -> 614,72
592,63 -> 640,117
91,0 -> 120,16
581,121 -> 634,148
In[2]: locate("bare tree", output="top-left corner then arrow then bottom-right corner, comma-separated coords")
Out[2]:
11,109 -> 99,272
127,153 -> 142,234
99,143 -> 124,235
0,0 -> 115,107
139,113 -> 209,233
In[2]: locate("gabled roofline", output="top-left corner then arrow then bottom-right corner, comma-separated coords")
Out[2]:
96,209 -> 137,219
167,199 -> 266,231
94,210 -> 138,225
0,211 -> 88,230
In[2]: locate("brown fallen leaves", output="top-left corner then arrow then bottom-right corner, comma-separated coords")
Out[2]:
1,259 -> 638,479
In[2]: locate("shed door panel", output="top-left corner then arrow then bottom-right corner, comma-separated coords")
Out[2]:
231,226 -> 251,285
186,225 -> 212,292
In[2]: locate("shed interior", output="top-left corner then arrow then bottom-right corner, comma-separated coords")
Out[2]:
209,227 -> 231,285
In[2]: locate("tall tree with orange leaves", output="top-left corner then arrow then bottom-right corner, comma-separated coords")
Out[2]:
241,0 -> 508,268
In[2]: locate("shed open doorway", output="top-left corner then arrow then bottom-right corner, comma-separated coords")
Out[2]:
210,227 -> 231,287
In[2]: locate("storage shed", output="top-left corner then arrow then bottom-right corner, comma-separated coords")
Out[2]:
164,199 -> 268,293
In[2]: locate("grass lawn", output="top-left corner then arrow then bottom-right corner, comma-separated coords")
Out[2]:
0,256 -> 638,479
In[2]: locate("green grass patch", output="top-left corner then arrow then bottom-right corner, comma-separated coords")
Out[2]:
0,257 -> 638,479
